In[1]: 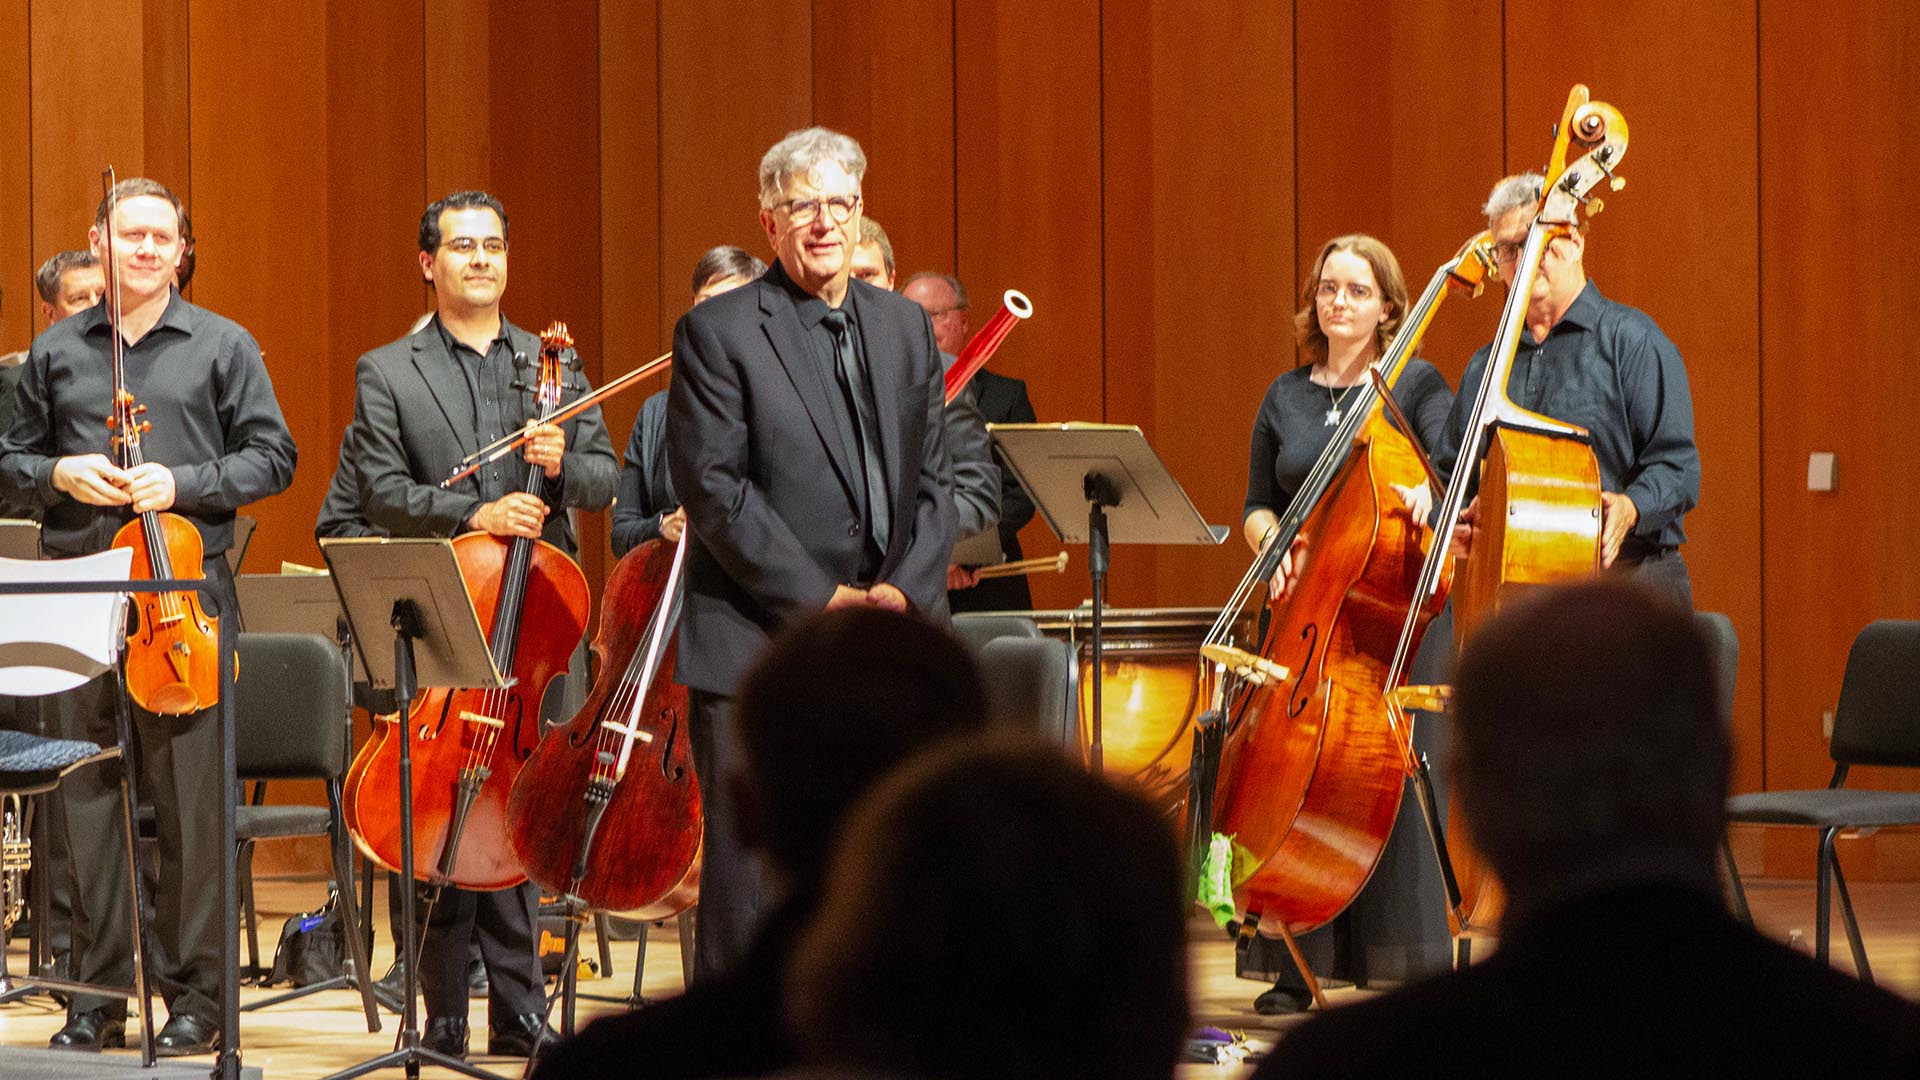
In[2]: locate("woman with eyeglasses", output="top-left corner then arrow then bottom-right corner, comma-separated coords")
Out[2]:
1235,233 -> 1456,1014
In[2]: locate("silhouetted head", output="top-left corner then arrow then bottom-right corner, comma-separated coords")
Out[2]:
1452,580 -> 1729,914
787,737 -> 1190,1080
733,607 -> 989,897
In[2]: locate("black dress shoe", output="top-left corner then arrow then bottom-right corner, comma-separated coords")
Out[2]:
49,1010 -> 127,1051
487,1012 -> 557,1057
154,1012 -> 220,1057
423,1016 -> 470,1058
1253,985 -> 1313,1015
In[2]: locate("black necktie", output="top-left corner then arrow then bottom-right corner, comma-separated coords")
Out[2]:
820,308 -> 890,554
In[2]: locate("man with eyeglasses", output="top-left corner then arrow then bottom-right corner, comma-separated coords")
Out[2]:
903,271 -> 1039,611
337,189 -> 617,1059
667,127 -> 954,980
1435,172 -> 1699,608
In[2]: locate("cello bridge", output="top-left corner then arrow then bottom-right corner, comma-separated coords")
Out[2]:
459,711 -> 505,730
597,719 -> 655,744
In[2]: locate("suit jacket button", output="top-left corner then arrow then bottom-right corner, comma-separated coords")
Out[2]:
847,523 -> 860,537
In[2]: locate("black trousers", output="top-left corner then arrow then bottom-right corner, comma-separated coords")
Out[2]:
688,689 -> 766,983
59,556 -> 234,1024
412,880 -> 544,1023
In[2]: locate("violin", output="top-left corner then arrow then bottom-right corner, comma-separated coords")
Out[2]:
1198,231 -> 1494,988
1383,85 -> 1631,936
346,323 -> 592,889
98,168 -> 219,716
505,534 -> 701,918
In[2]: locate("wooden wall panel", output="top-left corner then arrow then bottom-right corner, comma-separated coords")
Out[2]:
1760,0 -> 1920,804
1506,3 -> 1766,794
489,0 -> 607,586
30,0 -> 149,280
658,0 -> 812,350
954,0 -> 1104,610
813,0 -> 957,284
1101,1 -> 1292,607
320,0 -> 429,561
1295,0 -> 1504,389
597,0 -> 660,563
425,0 -> 491,199
186,0 -> 330,577
0,0 -> 27,349
142,0 -> 191,222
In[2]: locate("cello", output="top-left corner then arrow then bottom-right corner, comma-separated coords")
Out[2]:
1198,231 -> 1495,998
98,169 -> 220,716
505,533 -> 701,918
1383,85 -> 1631,937
346,323 -> 592,889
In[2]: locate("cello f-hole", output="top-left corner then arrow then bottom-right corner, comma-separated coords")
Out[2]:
1286,623 -> 1320,718
658,710 -> 681,780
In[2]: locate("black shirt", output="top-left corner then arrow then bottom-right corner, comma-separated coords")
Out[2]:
1433,281 -> 1699,556
611,389 -> 674,557
0,291 -> 296,557
1244,359 -> 1454,519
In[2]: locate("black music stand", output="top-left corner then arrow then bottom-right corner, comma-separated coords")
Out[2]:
989,423 -> 1225,772
318,538 -> 506,1080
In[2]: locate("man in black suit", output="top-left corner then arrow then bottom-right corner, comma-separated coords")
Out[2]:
903,271 -> 1038,610
1256,581 -> 1920,1077
340,189 -> 617,1058
667,126 -> 954,980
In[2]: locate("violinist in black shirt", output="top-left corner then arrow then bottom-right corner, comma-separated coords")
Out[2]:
0,177 -> 296,1056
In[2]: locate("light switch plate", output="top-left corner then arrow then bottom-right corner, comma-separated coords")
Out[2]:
1808,452 -> 1837,492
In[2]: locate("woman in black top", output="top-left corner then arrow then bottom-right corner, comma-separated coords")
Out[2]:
1237,234 -> 1457,1012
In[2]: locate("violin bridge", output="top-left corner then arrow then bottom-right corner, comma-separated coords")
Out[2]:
598,719 -> 655,744
459,711 -> 505,730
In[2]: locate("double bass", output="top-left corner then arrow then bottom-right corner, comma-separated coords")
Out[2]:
98,169 -> 220,716
505,533 -> 701,918
346,323 -> 592,889
1198,231 -> 1495,994
1383,85 -> 1631,936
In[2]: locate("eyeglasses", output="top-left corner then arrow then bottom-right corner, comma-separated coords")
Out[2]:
1315,281 -> 1375,302
443,236 -> 508,255
775,194 -> 861,227
1490,240 -> 1526,265
922,306 -> 968,319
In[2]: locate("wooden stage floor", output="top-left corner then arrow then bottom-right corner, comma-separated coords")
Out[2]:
4,875 -> 1916,1078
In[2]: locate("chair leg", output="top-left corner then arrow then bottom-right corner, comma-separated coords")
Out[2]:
1829,854 -> 1874,984
330,781 -> 382,1031
1720,834 -> 1752,925
239,838 -> 261,977
629,919 -> 649,1002
1815,827 -> 1837,965
677,908 -> 696,988
594,911 -> 614,978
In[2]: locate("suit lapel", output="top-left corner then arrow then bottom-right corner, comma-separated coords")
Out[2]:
409,326 -> 481,459
758,282 -> 861,499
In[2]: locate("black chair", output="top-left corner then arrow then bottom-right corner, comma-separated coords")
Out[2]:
950,612 -> 1045,652
1724,620 -> 1920,982
0,548 -> 156,1062
232,631 -> 380,1030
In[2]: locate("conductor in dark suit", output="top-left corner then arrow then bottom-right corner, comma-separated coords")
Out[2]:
341,190 -> 617,1058
667,126 -> 954,980
1255,581 -> 1920,1078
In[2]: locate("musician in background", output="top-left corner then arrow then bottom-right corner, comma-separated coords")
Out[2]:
1238,234 -> 1454,1014
1436,172 -> 1699,609
903,270 -> 1039,611
0,177 -> 296,1056
849,217 -> 999,547
610,245 -> 765,559
37,251 -> 107,328
668,127 -> 954,979
339,189 -> 616,1058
